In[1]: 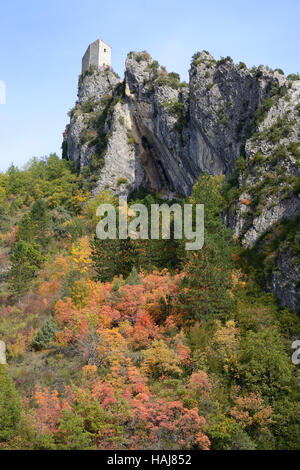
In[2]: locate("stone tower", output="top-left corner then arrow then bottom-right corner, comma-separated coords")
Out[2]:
82,39 -> 111,73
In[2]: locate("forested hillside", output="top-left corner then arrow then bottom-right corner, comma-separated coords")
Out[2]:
0,154 -> 299,450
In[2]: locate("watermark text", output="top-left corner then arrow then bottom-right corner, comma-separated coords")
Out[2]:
96,197 -> 204,251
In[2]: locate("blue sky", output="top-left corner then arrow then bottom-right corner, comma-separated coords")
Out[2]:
0,0 -> 299,172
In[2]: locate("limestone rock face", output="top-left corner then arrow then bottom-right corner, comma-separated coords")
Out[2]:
64,50 -> 300,310
92,100 -> 145,197
224,79 -> 300,310
125,52 -> 195,196
65,66 -> 119,169
77,66 -> 118,105
270,248 -> 300,312
0,341 -> 6,364
189,53 -> 283,176
230,80 -> 300,244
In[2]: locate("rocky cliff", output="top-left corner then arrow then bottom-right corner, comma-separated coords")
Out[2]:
63,51 -> 300,310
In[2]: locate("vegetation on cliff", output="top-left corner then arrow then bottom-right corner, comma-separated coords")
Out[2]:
0,155 -> 299,450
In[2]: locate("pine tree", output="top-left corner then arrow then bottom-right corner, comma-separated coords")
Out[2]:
91,237 -> 136,282
125,266 -> 142,285
31,317 -> 58,351
0,365 -> 21,441
10,241 -> 44,300
180,230 -> 234,321
17,213 -> 36,244
30,199 -> 50,250
180,174 -> 234,321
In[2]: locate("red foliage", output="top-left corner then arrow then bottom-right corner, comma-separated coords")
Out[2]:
32,359 -> 210,450
34,386 -> 71,434
188,371 -> 212,395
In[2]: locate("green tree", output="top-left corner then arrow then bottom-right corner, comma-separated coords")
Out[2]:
237,327 -> 294,400
272,399 -> 300,450
31,317 -> 58,351
91,236 -> 137,282
180,230 -> 234,321
189,173 -> 226,231
10,241 -> 44,300
0,365 -> 21,441
30,199 -> 50,249
180,174 -> 234,321
55,410 -> 92,450
17,213 -> 36,244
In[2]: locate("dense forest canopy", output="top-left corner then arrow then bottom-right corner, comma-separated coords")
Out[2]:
0,154 -> 299,450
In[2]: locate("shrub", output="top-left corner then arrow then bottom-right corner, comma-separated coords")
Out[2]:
117,177 -> 128,187
270,85 -> 288,98
239,62 -> 247,70
293,177 -> 300,195
80,97 -> 98,114
252,152 -> 266,164
61,140 -> 68,160
263,115 -> 295,144
191,52 -> 203,66
68,107 -> 77,119
287,73 -> 299,81
254,97 -> 273,127
155,70 -> 182,90
102,94 -> 113,107
288,142 -> 300,159
162,99 -> 188,132
126,131 -> 136,146
206,82 -> 214,91
32,317 -> 58,351
168,72 -> 180,82
135,51 -> 151,63
217,56 -> 233,66
147,60 -> 159,74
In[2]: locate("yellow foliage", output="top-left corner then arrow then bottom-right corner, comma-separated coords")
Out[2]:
82,365 -> 98,378
69,189 -> 90,214
71,279 -> 91,307
97,328 -> 128,366
70,236 -> 92,274
141,339 -> 182,378
210,320 -> 240,372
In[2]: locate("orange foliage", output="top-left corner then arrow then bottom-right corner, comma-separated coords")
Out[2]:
32,359 -> 210,449
29,269 -> 212,449
230,392 -> 273,431
34,386 -> 71,434
54,270 -> 184,349
188,371 -> 212,395
240,198 -> 251,206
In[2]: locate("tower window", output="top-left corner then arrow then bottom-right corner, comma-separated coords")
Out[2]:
104,48 -> 106,52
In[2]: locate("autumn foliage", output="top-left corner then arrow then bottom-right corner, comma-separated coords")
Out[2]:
0,159 -> 299,451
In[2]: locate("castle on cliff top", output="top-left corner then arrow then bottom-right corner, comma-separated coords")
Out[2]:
82,39 -> 111,72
